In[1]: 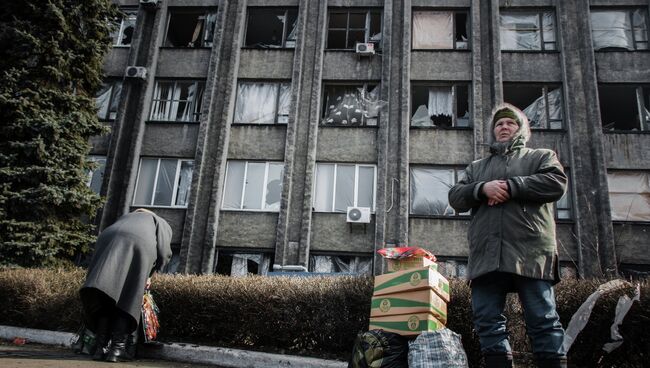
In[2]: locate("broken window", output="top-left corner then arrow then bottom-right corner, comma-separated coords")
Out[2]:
607,171 -> 650,222
215,252 -> 272,276
164,9 -> 217,48
150,80 -> 205,122
500,11 -> 556,51
313,163 -> 376,212
322,84 -> 381,126
133,158 -> 194,207
233,81 -> 291,124
599,85 -> 650,131
327,9 -> 381,49
111,9 -> 137,46
245,8 -> 298,48
222,161 -> 284,211
86,156 -> 106,195
308,254 -> 372,275
95,80 -> 122,121
435,258 -> 467,278
412,11 -> 469,49
591,9 -> 648,50
410,167 -> 469,216
411,84 -> 470,127
503,84 -> 564,129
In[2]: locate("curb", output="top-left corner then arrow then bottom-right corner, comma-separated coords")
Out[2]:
0,325 -> 347,368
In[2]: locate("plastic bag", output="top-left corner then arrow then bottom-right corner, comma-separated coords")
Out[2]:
408,328 -> 468,368
348,330 -> 409,368
377,247 -> 437,261
142,290 -> 160,342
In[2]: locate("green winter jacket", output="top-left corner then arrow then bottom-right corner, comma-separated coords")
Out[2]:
448,138 -> 567,282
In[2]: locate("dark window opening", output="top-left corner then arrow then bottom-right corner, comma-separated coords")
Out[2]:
322,84 -> 380,126
503,84 -> 563,129
164,10 -> 217,48
215,252 -> 274,276
599,85 -> 647,131
411,84 -> 471,128
455,12 -> 468,48
327,10 -> 381,49
245,8 -> 298,48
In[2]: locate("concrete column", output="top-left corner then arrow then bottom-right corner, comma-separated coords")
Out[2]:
100,5 -> 165,230
178,0 -> 247,274
556,0 -> 616,278
275,0 -> 328,269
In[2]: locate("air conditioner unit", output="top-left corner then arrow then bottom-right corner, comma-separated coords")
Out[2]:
347,206 -> 371,223
124,66 -> 147,80
355,42 -> 375,55
139,0 -> 159,7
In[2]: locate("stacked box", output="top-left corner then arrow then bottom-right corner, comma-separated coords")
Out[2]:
385,256 -> 436,273
369,265 -> 450,337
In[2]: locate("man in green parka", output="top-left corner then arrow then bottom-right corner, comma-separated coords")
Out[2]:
449,103 -> 568,368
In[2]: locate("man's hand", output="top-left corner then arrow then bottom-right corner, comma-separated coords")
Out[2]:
482,180 -> 510,206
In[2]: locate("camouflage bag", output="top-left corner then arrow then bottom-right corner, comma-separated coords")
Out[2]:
348,329 -> 409,368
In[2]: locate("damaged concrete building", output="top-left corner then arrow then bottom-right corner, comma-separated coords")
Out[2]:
89,0 -> 650,278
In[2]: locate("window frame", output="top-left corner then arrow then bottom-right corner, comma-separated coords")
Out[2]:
321,82 -> 381,127
313,163 -> 377,213
221,160 -> 285,212
409,166 -> 469,218
163,8 -> 218,48
112,9 -> 137,47
410,82 -> 472,129
233,80 -> 291,125
599,84 -> 650,132
411,9 -> 470,50
502,83 -> 565,130
214,250 -> 274,276
149,79 -> 205,123
243,7 -> 298,49
499,9 -> 558,52
590,7 -> 649,51
607,170 -> 650,223
326,9 -> 382,50
132,157 -> 194,208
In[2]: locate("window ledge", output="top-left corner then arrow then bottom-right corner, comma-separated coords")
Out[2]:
409,215 -> 470,220
220,209 -> 280,213
232,123 -> 288,127
595,49 -> 650,53
410,126 -> 473,131
612,221 -> 650,226
159,46 -> 211,50
555,219 -> 575,224
501,50 -> 560,54
112,45 -> 131,48
241,46 -> 295,51
131,205 -> 188,210
146,120 -> 200,124
319,124 -> 379,128
411,48 -> 471,52
603,130 -> 650,134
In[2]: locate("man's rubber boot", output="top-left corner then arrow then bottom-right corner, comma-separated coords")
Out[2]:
105,334 -> 134,363
91,334 -> 109,361
484,353 -> 514,368
536,357 -> 568,368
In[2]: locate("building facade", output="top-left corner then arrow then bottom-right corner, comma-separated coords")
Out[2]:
90,0 -> 650,278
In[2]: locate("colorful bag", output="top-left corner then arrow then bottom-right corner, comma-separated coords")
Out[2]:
142,290 -> 160,342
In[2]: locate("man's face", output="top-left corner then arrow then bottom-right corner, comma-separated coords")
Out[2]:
493,117 -> 519,142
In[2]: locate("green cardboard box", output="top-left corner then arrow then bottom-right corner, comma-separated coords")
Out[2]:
370,288 -> 447,324
373,265 -> 450,302
369,313 -> 444,337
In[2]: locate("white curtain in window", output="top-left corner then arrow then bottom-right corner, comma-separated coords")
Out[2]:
356,257 -> 372,275
277,83 -> 291,123
500,14 -> 541,50
607,172 -> 650,221
204,13 -> 218,47
410,168 -> 454,216
413,11 -> 453,49
95,83 -> 112,119
314,164 -> 334,211
334,165 -> 355,212
428,87 -> 453,117
231,254 -> 262,277
153,159 -> 177,206
264,163 -> 283,210
150,82 -> 174,121
223,161 -> 245,209
591,11 -> 634,50
134,159 -> 158,205
108,82 -> 122,120
234,83 -> 278,124
175,161 -> 193,206
542,12 -> 556,48
312,255 -> 334,273
243,162 -> 265,209
357,166 -> 374,208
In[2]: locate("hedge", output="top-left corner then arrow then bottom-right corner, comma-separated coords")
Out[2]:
0,268 -> 648,367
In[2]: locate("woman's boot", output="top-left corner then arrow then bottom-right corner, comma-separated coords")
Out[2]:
105,333 -> 133,362
91,314 -> 110,361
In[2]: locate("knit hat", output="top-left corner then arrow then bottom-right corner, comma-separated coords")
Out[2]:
489,103 -> 531,146
492,108 -> 522,127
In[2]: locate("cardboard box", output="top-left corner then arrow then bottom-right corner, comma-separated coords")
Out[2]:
370,288 -> 447,324
385,257 -> 436,273
369,313 -> 444,337
373,266 -> 450,302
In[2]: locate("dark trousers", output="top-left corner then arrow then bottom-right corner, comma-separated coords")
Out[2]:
471,272 -> 566,360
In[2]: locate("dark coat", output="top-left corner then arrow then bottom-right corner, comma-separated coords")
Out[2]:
80,211 -> 172,328
448,111 -> 567,283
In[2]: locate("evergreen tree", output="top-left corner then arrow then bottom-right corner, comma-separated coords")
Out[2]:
0,1 -> 120,267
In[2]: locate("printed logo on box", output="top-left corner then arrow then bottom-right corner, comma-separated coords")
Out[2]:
409,272 -> 422,286
407,315 -> 420,331
379,299 -> 391,312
